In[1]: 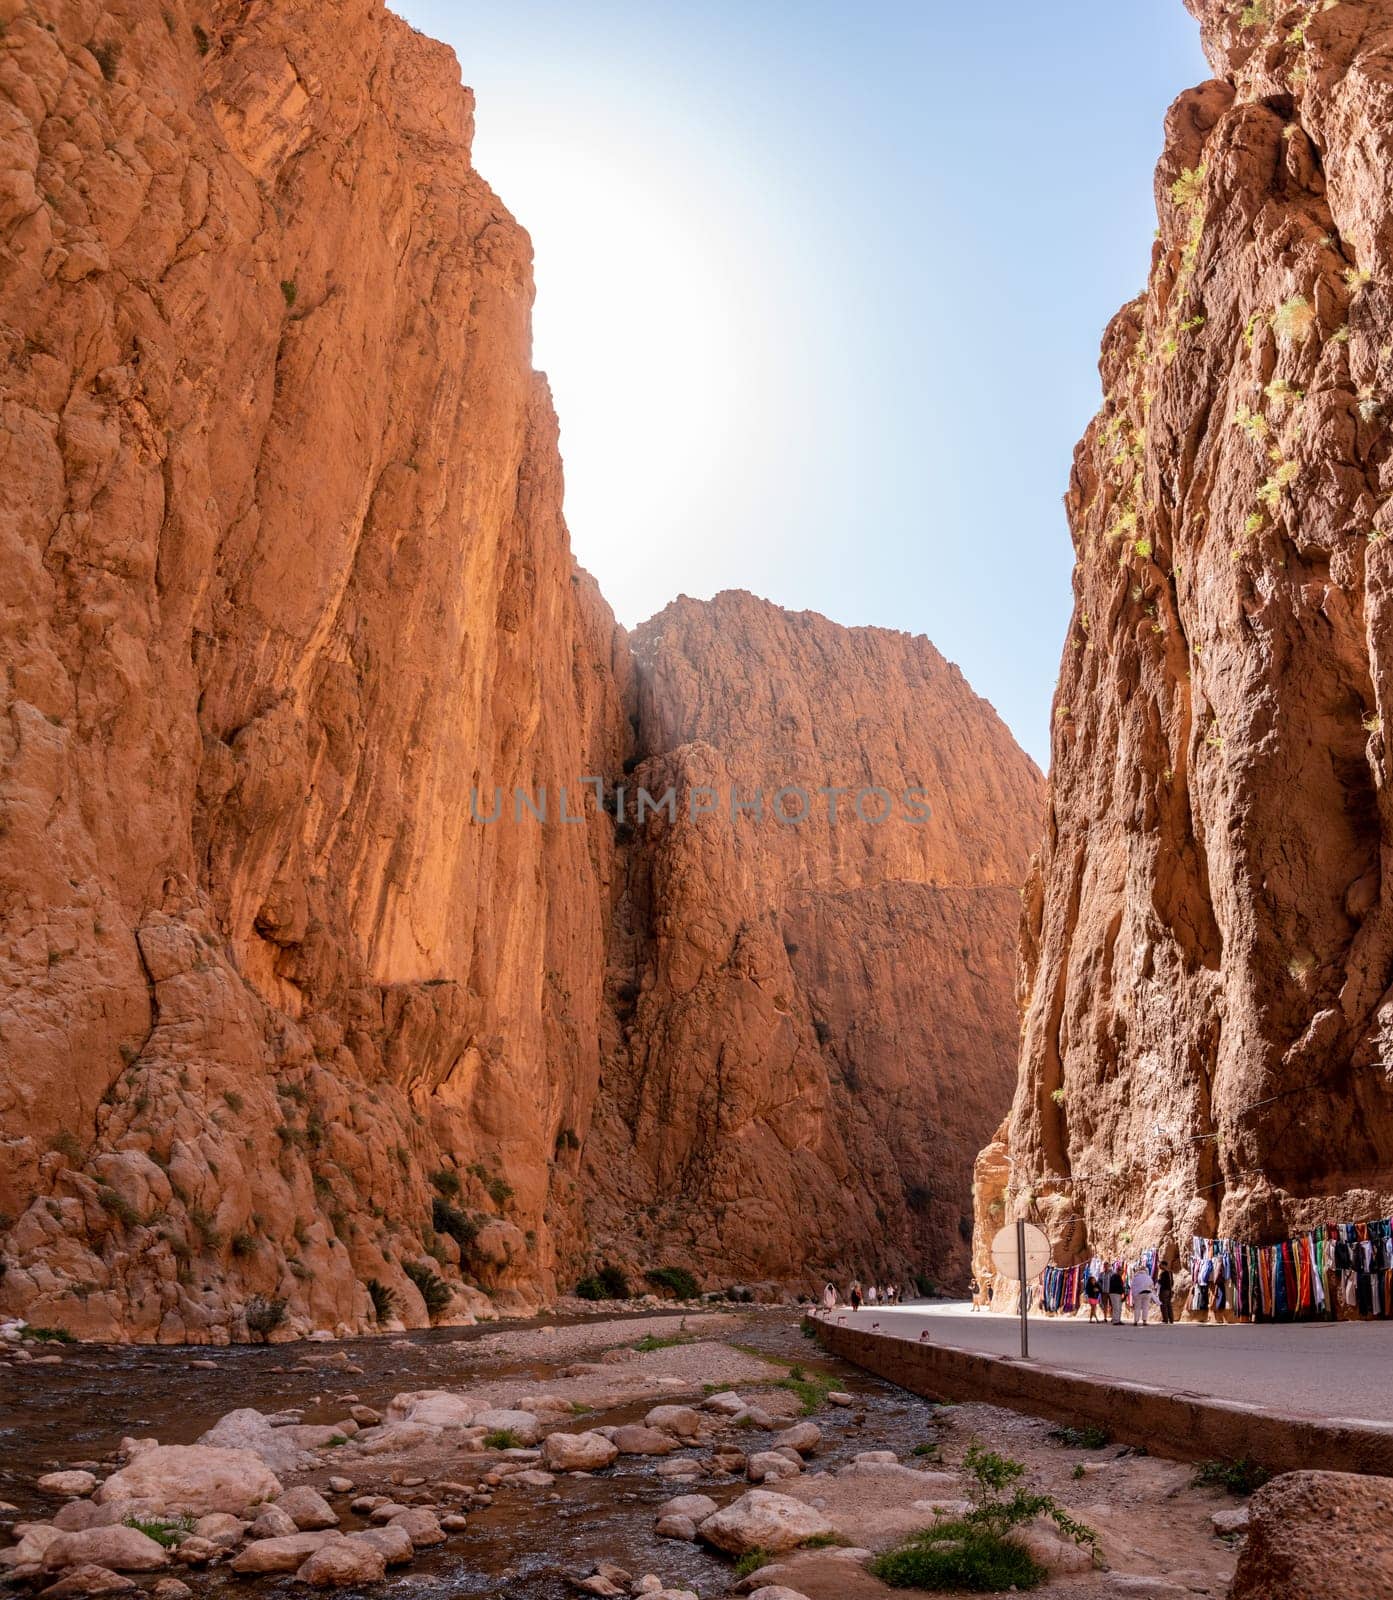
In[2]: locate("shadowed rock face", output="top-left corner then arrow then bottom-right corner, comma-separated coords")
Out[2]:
585,593 -> 1043,1289
992,0 -> 1393,1270
0,0 -> 1039,1338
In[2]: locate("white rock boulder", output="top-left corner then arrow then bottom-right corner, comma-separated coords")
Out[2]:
541,1432 -> 619,1472
697,1490 -> 833,1555
96,1446 -> 281,1516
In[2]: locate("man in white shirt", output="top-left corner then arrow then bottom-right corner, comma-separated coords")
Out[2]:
1129,1263 -> 1155,1326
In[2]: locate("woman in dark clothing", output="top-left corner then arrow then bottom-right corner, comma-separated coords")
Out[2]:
1107,1268 -> 1125,1325
1157,1262 -> 1175,1324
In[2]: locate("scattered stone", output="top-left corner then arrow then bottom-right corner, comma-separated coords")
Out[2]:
747,1590 -> 815,1600
383,1391 -> 476,1429
1108,1582 -> 1191,1598
346,1526 -> 414,1566
771,1424 -> 820,1455
747,1452 -> 801,1484
41,1528 -> 170,1574
295,1541 -> 386,1587
151,1581 -> 192,1600
190,1513 -> 244,1547
541,1432 -> 620,1472
697,1490 -> 833,1555
1212,1506 -> 1250,1536
246,1506 -> 298,1540
1230,1471 -> 1393,1600
572,1578 -> 623,1598
349,1495 -> 387,1513
644,1406 -> 704,1440
474,1408 -> 543,1445
729,1407 -> 776,1430
386,1508 -> 445,1548
367,1503 -> 411,1525
37,1564 -> 136,1596
51,1505 -> 122,1534
611,1426 -> 677,1457
274,1486 -> 339,1530
507,1470 -> 555,1489
326,1477 -> 354,1495
96,1445 -> 282,1515
1006,1523 -> 1093,1575
659,1494 -> 717,1521
702,1393 -> 746,1416
349,1406 -> 380,1427
654,1515 -> 697,1541
230,1534 -> 340,1574
851,1450 -> 897,1465
440,1513 -> 469,1531
195,1411 -> 307,1474
171,1538 -> 219,1567
37,1473 -> 98,1500
826,1393 -> 854,1407
189,1362 -> 217,1372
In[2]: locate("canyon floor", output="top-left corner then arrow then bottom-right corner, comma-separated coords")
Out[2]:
1,1308 -> 1243,1598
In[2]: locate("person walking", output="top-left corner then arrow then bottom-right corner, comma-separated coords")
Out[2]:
969,1277 -> 981,1312
822,1281 -> 837,1312
1130,1261 -> 1155,1326
1107,1267 -> 1125,1325
1157,1261 -> 1175,1324
867,1284 -> 878,1306
1085,1271 -> 1101,1323
849,1280 -> 863,1312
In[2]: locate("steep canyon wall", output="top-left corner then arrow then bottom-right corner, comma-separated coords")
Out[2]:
0,0 -> 1039,1339
989,0 -> 1393,1278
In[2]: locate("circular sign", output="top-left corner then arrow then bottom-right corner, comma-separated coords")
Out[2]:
990,1222 -> 1051,1279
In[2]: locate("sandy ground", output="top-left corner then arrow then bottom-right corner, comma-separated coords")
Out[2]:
832,1300 -> 1393,1425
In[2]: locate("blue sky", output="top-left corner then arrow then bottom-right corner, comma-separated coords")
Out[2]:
395,1 -> 1209,768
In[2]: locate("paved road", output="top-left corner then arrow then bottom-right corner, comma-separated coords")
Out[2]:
824,1301 -> 1393,1425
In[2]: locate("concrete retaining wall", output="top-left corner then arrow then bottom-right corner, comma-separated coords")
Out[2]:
815,1317 -> 1393,1477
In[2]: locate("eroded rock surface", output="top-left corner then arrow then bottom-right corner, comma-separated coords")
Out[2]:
0,0 -> 1039,1338
989,0 -> 1393,1268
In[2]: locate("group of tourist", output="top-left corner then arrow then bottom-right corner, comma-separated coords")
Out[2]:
821,1280 -> 906,1312
1082,1260 -> 1177,1325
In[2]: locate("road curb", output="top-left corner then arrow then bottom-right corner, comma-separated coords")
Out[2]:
813,1315 -> 1393,1476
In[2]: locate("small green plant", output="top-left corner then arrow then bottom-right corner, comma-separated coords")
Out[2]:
432,1196 -> 480,1251
404,1260 -> 452,1319
871,1523 -> 1046,1591
1048,1424 -> 1111,1449
575,1263 -> 630,1300
244,1295 -> 287,1341
1345,265 -> 1373,291
778,1368 -> 837,1415
21,1326 -> 76,1343
484,1428 -> 520,1449
905,1183 -> 933,1213
911,1441 -> 941,1460
280,279 -> 297,308
733,1548 -> 775,1580
97,1187 -> 140,1228
224,1090 -> 244,1113
633,1332 -> 691,1353
1049,1088 -> 1066,1106
229,1230 -> 256,1258
485,1174 -> 513,1209
366,1278 -> 396,1322
48,1131 -> 83,1164
91,40 -> 121,80
644,1265 -> 700,1299
123,1514 -> 195,1549
1170,164 -> 1206,208
1192,1457 -> 1271,1495
192,23 -> 210,54
554,1126 -> 580,1152
1238,0 -> 1272,29
1072,1463 -> 1086,1480
430,1168 -> 461,1198
1273,294 -> 1315,343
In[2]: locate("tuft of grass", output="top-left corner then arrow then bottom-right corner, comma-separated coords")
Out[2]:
1192,1457 -> 1271,1495
123,1514 -> 195,1549
48,1131 -> 83,1164
404,1260 -> 452,1320
644,1265 -> 700,1299
871,1521 -> 1047,1591
911,1441 -> 942,1460
192,23 -> 210,54
1048,1424 -> 1111,1450
91,40 -> 120,80
733,1548 -> 775,1579
1273,294 -> 1315,343
483,1428 -> 520,1450
224,1090 -> 244,1113
245,1294 -> 287,1341
229,1230 -> 256,1258
632,1332 -> 691,1353
778,1367 -> 837,1415
432,1196 -> 480,1251
575,1264 -> 630,1300
1169,164 -> 1206,208
97,1187 -> 140,1228
21,1326 -> 76,1343
280,279 -> 297,308
430,1168 -> 461,1198
366,1278 -> 396,1322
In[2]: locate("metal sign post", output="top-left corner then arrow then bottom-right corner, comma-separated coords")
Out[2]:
990,1221 -> 1050,1362
1017,1218 -> 1029,1361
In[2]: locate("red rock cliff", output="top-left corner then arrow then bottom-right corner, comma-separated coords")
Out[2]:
993,0 -> 1393,1276
0,0 -> 1041,1338
582,592 -> 1043,1292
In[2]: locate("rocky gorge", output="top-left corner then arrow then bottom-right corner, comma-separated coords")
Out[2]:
0,0 -> 1041,1341
984,0 -> 1393,1279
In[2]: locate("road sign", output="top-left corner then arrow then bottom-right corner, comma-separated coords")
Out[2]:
990,1220 -> 1050,1361
990,1222 -> 1050,1278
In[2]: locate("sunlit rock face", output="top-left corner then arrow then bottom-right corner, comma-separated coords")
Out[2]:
991,0 -> 1393,1271
0,0 -> 1039,1338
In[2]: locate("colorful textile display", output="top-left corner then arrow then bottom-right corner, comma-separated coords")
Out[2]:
1190,1217 -> 1393,1321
